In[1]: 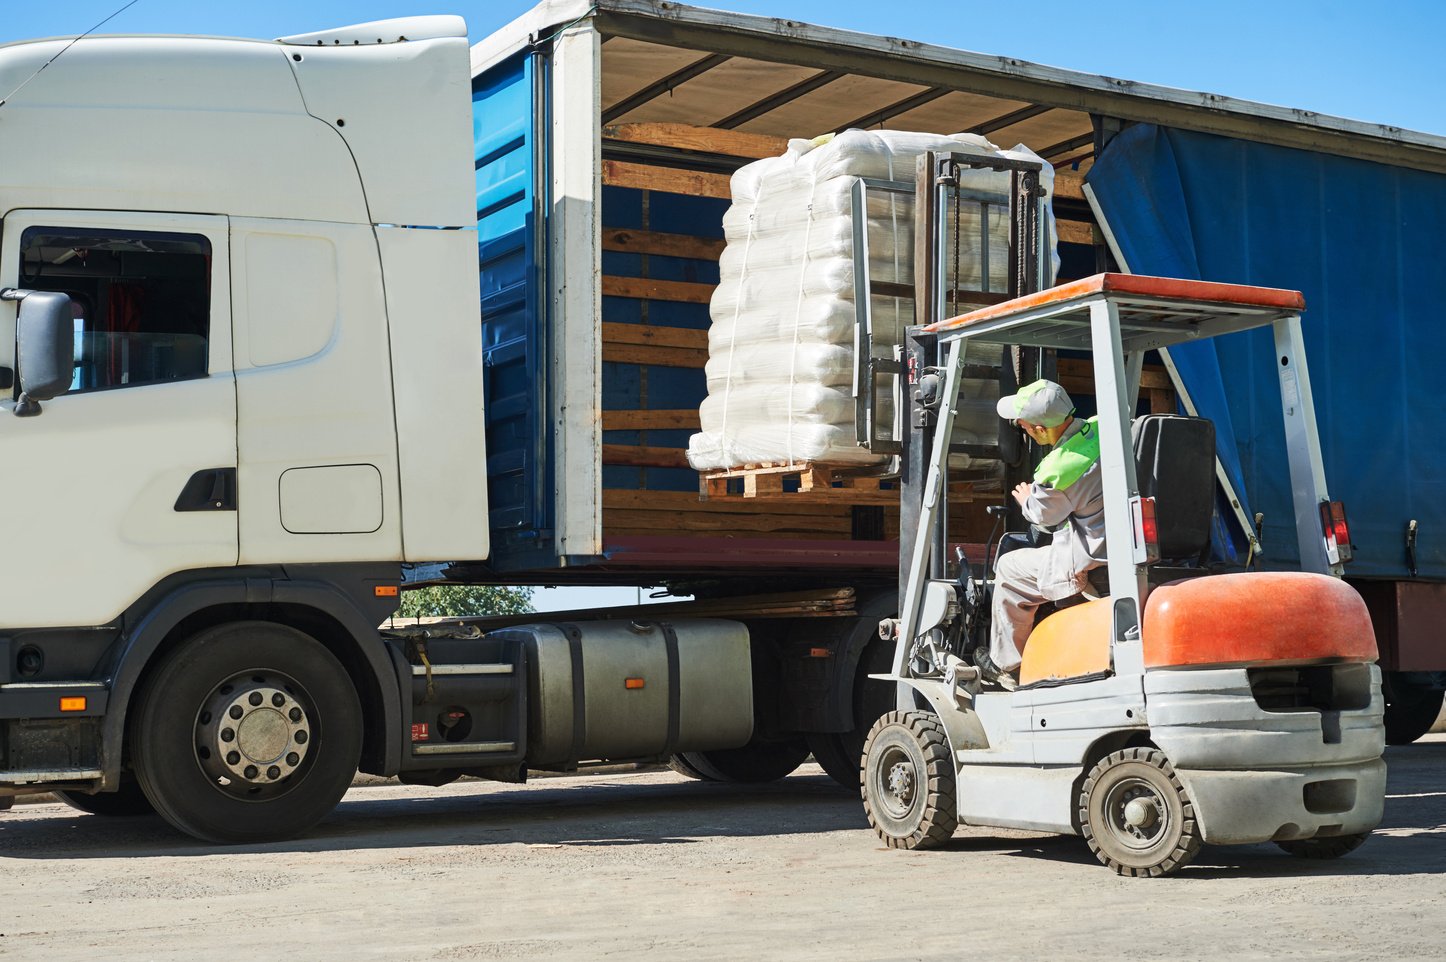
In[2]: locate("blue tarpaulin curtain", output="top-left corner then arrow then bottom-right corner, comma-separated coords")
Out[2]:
1087,124 -> 1446,578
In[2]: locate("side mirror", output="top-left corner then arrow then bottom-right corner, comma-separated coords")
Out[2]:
4,288 -> 72,416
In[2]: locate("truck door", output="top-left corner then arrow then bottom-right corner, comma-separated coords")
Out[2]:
0,211 -> 236,629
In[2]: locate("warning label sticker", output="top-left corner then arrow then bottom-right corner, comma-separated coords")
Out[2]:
411,723 -> 429,742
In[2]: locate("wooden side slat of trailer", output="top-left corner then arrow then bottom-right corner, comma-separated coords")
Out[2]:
602,122 -> 789,159
602,228 -> 727,260
602,409 -> 702,431
602,159 -> 732,199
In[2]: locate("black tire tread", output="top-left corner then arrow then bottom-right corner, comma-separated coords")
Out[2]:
861,710 -> 957,850
1079,747 -> 1202,878
1382,675 -> 1444,746
805,731 -> 860,789
55,777 -> 155,817
676,737 -> 809,783
130,621 -> 361,844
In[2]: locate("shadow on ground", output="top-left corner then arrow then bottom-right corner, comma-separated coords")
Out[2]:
0,771 -> 865,860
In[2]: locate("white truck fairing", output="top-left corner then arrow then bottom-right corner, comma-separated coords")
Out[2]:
0,23 -> 488,627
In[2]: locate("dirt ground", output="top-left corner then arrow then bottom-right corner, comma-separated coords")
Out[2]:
2,736 -> 1443,962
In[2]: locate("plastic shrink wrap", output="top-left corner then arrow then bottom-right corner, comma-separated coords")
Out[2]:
687,128 -> 1058,473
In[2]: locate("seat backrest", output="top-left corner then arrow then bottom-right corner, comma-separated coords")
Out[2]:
1131,414 -> 1215,564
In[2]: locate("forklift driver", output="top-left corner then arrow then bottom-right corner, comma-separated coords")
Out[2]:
976,379 -> 1107,689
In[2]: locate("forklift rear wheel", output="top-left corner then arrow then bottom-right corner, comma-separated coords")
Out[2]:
1080,748 -> 1202,877
1381,674 -> 1445,745
131,621 -> 362,844
55,775 -> 156,817
861,711 -> 957,849
1275,832 -> 1369,859
674,737 -> 810,783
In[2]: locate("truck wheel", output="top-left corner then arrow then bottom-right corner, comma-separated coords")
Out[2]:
666,753 -> 714,781
674,736 -> 809,783
861,711 -> 957,849
1275,832 -> 1369,859
131,621 -> 362,844
805,732 -> 859,789
55,776 -> 155,817
809,620 -> 898,790
1080,748 -> 1201,877
1381,673 -> 1444,745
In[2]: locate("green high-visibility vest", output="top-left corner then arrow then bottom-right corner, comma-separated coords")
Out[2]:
1034,417 -> 1100,491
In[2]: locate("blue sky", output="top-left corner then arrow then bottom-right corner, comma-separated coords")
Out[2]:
6,1 -> 1445,136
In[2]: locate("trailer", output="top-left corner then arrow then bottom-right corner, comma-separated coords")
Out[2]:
1,4 -> 1442,842
466,0 -> 1446,743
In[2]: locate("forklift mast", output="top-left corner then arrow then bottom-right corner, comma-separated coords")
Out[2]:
898,150 -> 1051,596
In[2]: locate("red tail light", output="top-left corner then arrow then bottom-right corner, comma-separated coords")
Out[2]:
1320,500 -> 1353,564
1131,495 -> 1160,564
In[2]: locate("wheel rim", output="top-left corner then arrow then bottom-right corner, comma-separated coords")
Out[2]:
874,744 -> 920,822
1101,775 -> 1170,853
194,671 -> 314,801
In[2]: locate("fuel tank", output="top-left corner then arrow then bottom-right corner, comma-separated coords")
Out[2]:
488,618 -> 753,768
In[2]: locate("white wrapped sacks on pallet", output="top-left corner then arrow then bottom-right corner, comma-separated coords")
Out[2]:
687,128 -> 1058,472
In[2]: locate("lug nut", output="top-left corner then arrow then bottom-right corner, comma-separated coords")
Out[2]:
272,693 -> 285,707
295,731 -> 308,745
286,752 -> 300,766
267,766 -> 281,780
226,751 -> 240,765
244,765 -> 258,780
248,692 -> 263,707
289,708 -> 303,723
220,728 -> 235,743
229,705 -> 243,720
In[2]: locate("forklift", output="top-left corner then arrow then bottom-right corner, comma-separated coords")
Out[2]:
860,155 -> 1386,877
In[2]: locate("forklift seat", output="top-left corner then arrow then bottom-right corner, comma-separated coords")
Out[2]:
1132,414 -> 1216,567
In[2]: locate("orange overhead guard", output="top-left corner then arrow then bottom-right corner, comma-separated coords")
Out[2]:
923,272 -> 1307,336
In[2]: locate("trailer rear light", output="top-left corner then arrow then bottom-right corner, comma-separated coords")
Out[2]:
1320,500 -> 1353,564
59,696 -> 87,712
1130,495 -> 1160,565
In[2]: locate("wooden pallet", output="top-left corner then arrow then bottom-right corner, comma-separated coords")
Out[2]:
700,461 -> 992,505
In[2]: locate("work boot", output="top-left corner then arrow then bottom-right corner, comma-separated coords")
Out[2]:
972,648 -> 1019,691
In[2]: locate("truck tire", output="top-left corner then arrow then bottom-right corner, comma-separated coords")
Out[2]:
808,601 -> 898,790
666,753 -> 714,781
1080,748 -> 1201,877
861,711 -> 957,849
674,736 -> 809,783
55,776 -> 155,817
1381,673 -> 1445,745
131,621 -> 362,844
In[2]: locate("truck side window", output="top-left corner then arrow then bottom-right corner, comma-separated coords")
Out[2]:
19,227 -> 211,392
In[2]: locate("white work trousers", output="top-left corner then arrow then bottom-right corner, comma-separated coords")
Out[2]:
990,546 -> 1054,672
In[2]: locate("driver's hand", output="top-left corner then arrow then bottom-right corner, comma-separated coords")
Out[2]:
1011,481 -> 1032,507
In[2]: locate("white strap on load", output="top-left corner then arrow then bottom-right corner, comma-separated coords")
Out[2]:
717,204 -> 757,453
784,169 -> 820,466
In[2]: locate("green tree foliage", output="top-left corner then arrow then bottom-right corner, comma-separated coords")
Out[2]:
395,585 -> 535,619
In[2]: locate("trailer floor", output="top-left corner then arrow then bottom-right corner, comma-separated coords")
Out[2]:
2,736 -> 1444,961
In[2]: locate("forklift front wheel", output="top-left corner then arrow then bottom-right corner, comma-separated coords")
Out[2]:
861,711 -> 957,849
1080,748 -> 1202,878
